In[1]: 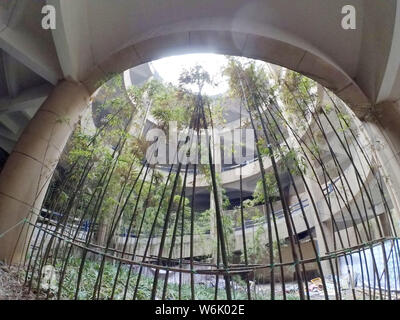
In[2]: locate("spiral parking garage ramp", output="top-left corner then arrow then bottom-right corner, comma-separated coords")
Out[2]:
1,1 -> 400,301
9,61 -> 399,301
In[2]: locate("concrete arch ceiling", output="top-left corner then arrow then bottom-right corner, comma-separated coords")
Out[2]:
0,0 -> 399,152
72,0 -> 397,112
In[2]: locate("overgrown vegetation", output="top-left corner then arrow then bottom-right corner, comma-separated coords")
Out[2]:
23,54 -> 372,301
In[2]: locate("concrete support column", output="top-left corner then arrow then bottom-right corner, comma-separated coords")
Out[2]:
0,80 -> 90,264
378,213 -> 392,237
335,226 -> 359,249
305,174 -> 336,276
360,100 -> 400,235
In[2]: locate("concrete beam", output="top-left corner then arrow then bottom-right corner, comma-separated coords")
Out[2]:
0,124 -> 18,142
2,51 -> 19,97
0,135 -> 16,153
21,108 -> 38,120
0,1 -> 18,30
0,83 -> 52,114
377,1 -> 400,103
0,114 -> 20,134
0,27 -> 62,84
48,0 -> 94,81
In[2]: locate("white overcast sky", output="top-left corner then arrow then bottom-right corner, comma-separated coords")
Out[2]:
151,53 -> 230,95
151,53 -> 270,96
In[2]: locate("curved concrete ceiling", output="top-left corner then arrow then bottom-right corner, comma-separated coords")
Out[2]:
0,0 -> 399,152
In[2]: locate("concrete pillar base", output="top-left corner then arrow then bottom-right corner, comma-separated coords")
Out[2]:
0,80 -> 90,265
361,101 -> 400,234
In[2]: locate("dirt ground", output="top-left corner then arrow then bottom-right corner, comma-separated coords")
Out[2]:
0,263 -> 37,300
0,261 -> 396,300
